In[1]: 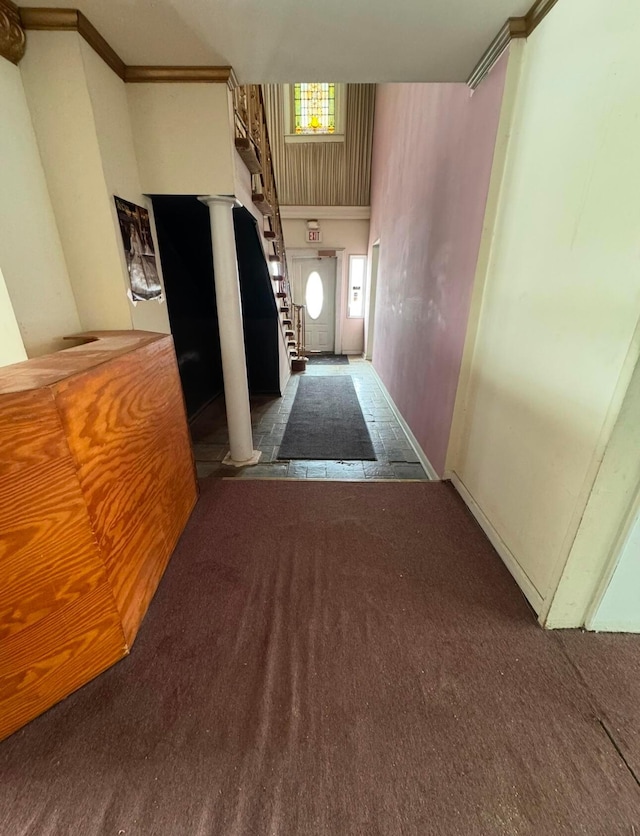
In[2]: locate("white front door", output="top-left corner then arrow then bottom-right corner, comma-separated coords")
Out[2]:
292,257 -> 336,354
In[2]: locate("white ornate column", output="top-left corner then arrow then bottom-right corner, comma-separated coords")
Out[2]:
199,195 -> 260,466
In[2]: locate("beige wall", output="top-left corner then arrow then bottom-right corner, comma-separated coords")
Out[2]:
0,266 -> 27,367
20,32 -> 172,335
447,0 -> 640,622
20,31 -> 133,333
80,41 -> 170,333
128,83 -> 236,196
282,217 -> 369,354
0,57 -> 81,357
547,340 -> 640,628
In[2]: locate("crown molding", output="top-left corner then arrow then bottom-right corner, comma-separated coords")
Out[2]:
125,65 -> 237,88
0,0 -> 26,64
466,18 -> 526,90
19,6 -> 237,88
20,8 -> 125,77
280,205 -> 371,221
466,0 -> 560,90
525,0 -> 560,34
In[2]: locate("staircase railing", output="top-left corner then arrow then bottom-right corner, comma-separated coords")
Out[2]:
232,84 -> 293,328
291,304 -> 308,371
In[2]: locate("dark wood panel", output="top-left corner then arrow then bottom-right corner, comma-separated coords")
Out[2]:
0,583 -> 125,741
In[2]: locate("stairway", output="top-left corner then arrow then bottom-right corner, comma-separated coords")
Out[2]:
232,83 -> 307,373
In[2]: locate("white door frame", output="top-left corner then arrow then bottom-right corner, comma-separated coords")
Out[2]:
287,248 -> 344,354
584,485 -> 640,630
365,239 -> 380,361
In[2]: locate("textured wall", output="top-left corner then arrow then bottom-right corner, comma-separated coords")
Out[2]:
368,61 -> 508,476
453,0 -> 640,613
263,85 -> 375,206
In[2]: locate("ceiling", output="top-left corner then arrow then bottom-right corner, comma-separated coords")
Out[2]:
19,0 -> 532,82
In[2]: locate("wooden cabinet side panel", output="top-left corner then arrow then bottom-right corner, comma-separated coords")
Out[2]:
0,582 -> 126,741
54,337 -> 198,645
0,457 -> 111,640
0,389 -> 126,740
0,389 -> 69,476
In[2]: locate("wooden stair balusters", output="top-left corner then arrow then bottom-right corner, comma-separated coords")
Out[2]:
290,303 -> 308,372
233,84 -> 297,373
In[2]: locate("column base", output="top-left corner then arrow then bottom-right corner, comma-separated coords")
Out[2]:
222,450 -> 262,468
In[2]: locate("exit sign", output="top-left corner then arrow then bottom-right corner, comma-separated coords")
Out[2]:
307,228 -> 322,243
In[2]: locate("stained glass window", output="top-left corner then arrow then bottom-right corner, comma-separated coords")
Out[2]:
294,83 -> 336,135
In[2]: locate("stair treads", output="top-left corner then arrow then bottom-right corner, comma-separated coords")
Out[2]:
277,376 -> 375,461
306,354 -> 350,365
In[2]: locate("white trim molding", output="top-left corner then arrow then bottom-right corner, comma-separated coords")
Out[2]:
280,205 -> 371,221
368,365 -> 439,481
449,472 -> 544,614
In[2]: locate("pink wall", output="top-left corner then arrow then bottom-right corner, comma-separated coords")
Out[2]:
369,56 -> 508,476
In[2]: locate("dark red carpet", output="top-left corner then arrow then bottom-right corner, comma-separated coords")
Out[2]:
556,630 -> 640,780
1,480 -> 639,834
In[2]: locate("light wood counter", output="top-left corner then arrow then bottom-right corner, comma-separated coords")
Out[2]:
0,332 -> 198,740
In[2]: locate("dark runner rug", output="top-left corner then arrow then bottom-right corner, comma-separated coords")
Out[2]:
278,376 -> 375,460
306,354 -> 350,365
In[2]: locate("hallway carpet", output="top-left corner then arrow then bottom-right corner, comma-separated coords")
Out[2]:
278,376 -> 375,460
306,354 -> 350,365
1,480 -> 639,835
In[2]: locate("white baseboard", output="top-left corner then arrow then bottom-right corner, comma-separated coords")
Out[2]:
368,366 -> 439,481
449,472 -> 544,615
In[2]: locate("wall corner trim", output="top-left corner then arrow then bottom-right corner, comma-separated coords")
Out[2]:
19,6 -> 238,88
0,0 -> 26,65
449,472 -> 545,615
466,0 -> 560,90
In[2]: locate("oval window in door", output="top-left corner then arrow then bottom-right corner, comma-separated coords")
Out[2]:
306,271 -> 324,320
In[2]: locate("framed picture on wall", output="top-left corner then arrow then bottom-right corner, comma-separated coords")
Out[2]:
114,196 -> 162,301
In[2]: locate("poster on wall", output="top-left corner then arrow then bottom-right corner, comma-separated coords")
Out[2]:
114,196 -> 162,301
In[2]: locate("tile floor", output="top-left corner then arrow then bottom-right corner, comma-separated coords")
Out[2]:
190,358 -> 429,481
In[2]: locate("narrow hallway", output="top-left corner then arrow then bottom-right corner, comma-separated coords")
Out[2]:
191,359 -> 429,481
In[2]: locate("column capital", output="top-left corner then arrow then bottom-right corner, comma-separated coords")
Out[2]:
198,195 -> 242,209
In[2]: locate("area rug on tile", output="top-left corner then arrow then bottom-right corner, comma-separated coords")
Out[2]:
306,354 -> 350,365
277,375 -> 375,460
1,480 -> 640,835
